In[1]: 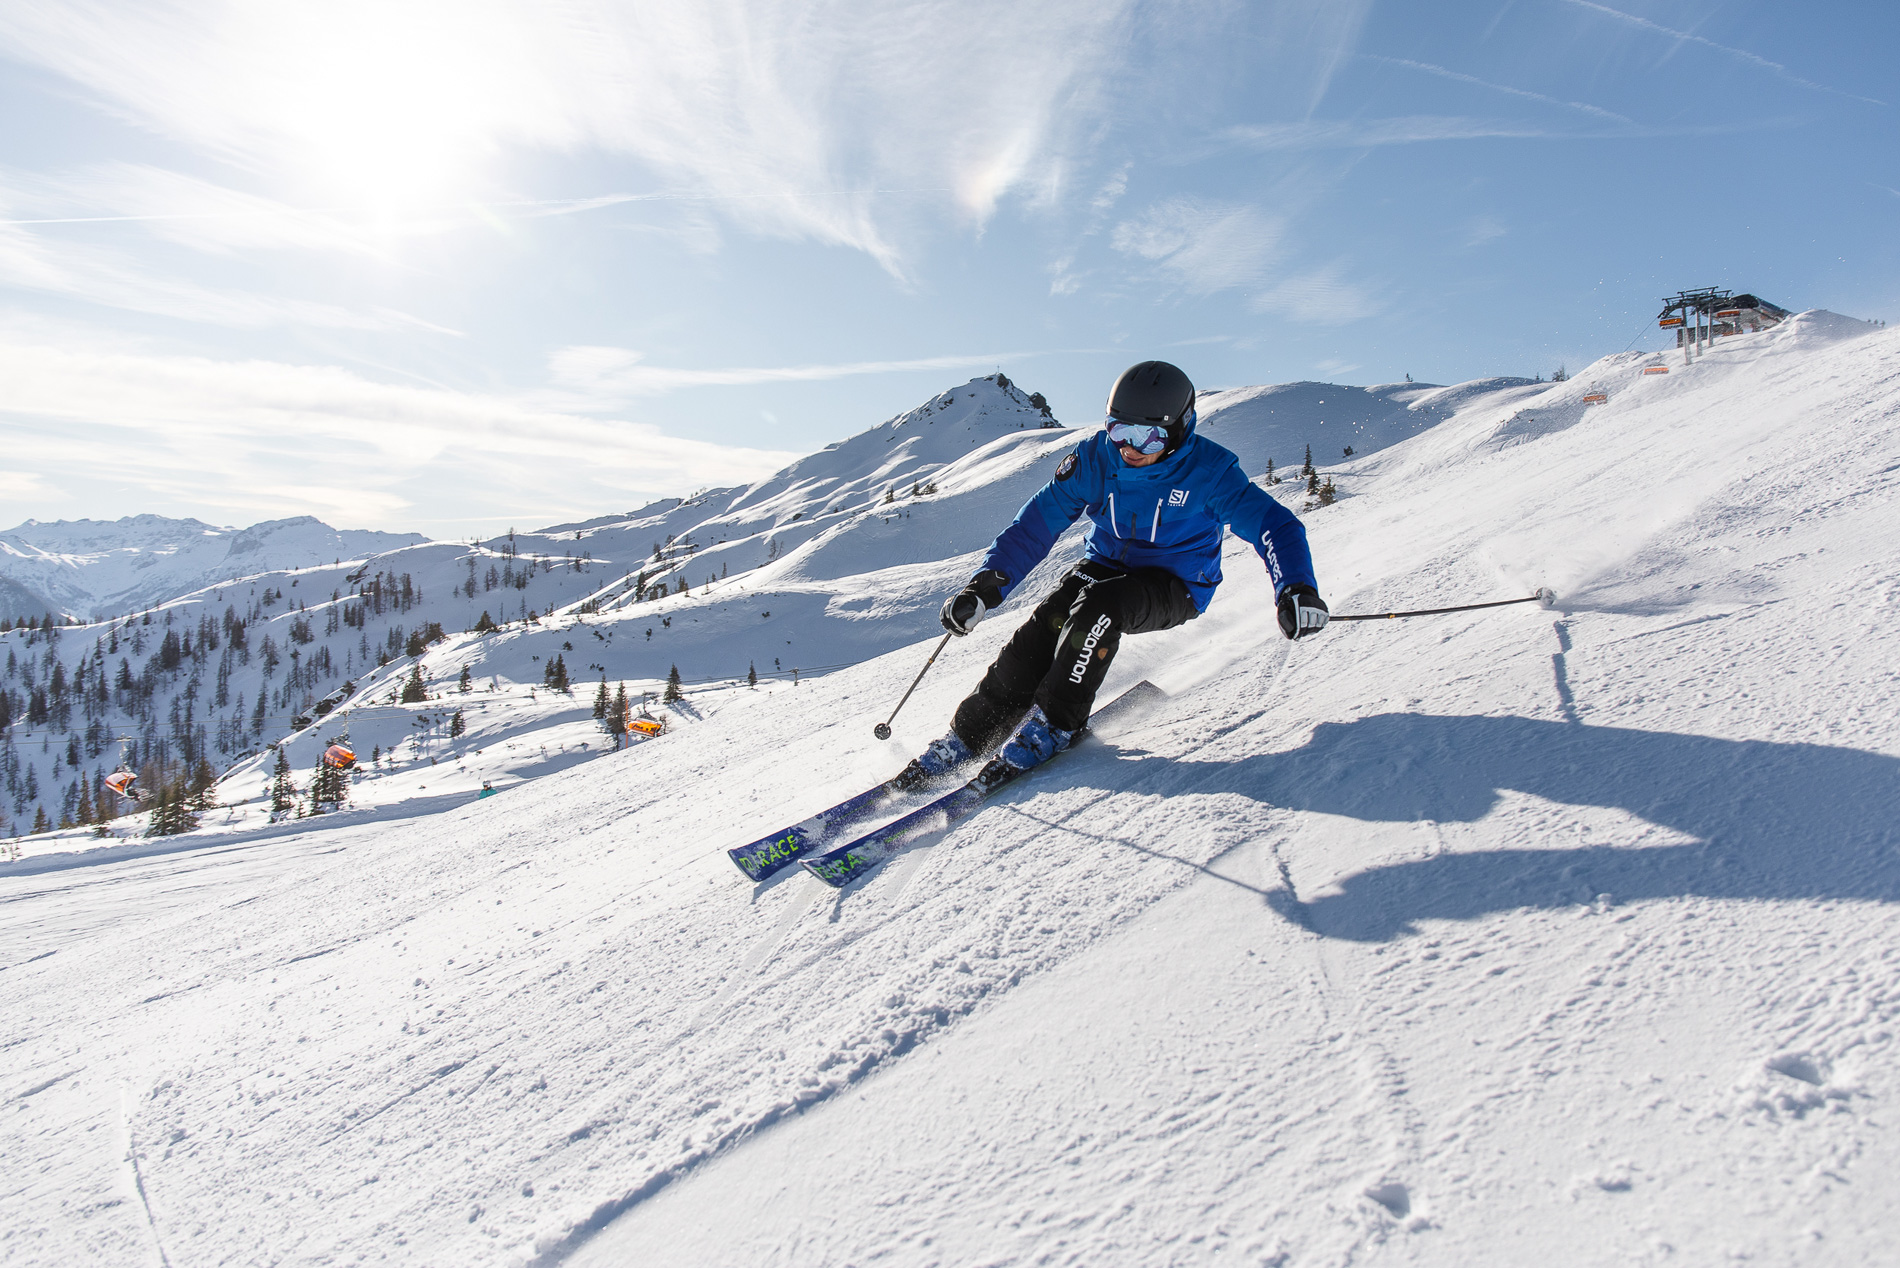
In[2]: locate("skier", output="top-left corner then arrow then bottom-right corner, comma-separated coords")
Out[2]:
898,360 -> 1329,789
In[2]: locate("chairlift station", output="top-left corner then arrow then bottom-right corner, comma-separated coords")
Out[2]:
1658,287 -> 1790,364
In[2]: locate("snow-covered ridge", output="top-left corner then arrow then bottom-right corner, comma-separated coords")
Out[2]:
0,514 -> 427,620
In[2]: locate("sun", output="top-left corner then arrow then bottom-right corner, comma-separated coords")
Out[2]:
229,2 -> 531,221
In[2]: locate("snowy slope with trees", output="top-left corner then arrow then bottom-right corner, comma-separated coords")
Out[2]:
4,317 -> 1899,1266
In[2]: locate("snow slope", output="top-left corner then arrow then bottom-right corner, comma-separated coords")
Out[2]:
4,315 -> 1899,1266
1193,377 -> 1510,474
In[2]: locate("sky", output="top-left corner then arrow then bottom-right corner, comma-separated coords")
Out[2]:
0,0 -> 1893,538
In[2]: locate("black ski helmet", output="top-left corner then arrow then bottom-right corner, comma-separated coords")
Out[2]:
1106,360 -> 1196,456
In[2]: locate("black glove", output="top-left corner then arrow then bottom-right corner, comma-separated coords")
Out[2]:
941,569 -> 1009,635
1277,584 -> 1329,640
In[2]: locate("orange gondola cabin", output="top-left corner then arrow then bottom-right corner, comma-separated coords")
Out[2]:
103,771 -> 140,802
323,744 -> 358,770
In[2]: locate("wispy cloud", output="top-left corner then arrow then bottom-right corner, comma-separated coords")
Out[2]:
1363,55 -> 1631,122
1559,0 -> 1886,106
0,165 -> 469,330
1110,198 -> 1286,294
543,348 -> 1043,408
1251,265 -> 1380,326
0,1 -> 1167,273
1261,0 -> 1378,115
0,219 -> 454,332
1107,197 -> 1378,326
0,340 -> 800,531
0,164 -> 400,260
1463,215 -> 1509,247
0,469 -> 50,500
1223,115 -> 1578,150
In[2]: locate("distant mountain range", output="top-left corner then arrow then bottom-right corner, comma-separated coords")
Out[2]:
0,515 -> 428,621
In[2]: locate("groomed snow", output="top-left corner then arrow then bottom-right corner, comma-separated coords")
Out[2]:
4,315 -> 1899,1266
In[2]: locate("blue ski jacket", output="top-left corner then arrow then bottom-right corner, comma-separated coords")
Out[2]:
979,427 -> 1318,613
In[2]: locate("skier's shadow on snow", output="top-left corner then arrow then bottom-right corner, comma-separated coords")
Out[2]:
1123,713 -> 1900,942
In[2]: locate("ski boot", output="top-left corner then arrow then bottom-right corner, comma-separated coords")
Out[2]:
893,731 -> 977,791
973,706 -> 1075,792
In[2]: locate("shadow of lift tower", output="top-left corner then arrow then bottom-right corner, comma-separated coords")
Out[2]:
1658,287 -> 1791,365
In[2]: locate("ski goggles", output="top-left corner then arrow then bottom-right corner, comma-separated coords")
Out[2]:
1105,417 -> 1170,455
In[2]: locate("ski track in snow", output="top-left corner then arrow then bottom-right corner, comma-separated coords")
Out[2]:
5,317 -> 1900,1266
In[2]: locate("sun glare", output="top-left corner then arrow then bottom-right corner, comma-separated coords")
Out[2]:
232,2 -> 528,223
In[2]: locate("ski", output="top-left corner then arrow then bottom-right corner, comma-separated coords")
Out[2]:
728,777 -> 921,882
801,680 -> 1166,889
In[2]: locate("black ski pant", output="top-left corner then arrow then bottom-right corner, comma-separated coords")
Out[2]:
951,560 -> 1198,750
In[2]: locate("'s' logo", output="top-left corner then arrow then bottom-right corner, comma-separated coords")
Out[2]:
1168,489 -> 1188,506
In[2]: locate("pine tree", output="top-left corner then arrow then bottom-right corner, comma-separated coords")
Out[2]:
400,663 -> 427,703
307,751 -> 346,814
458,665 -> 473,693
449,709 -> 465,738
76,781 -> 95,826
144,778 -> 199,837
664,664 -> 683,703
473,611 -> 498,634
1318,477 -> 1337,506
189,756 -> 218,810
31,805 -> 50,834
605,684 -> 628,742
592,674 -> 610,719
1265,457 -> 1277,485
1302,443 -> 1314,481
747,662 -> 757,688
548,654 -> 571,693
269,747 -> 298,814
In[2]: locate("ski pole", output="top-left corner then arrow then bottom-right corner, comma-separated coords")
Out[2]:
875,630 -> 955,739
1332,588 -> 1554,622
